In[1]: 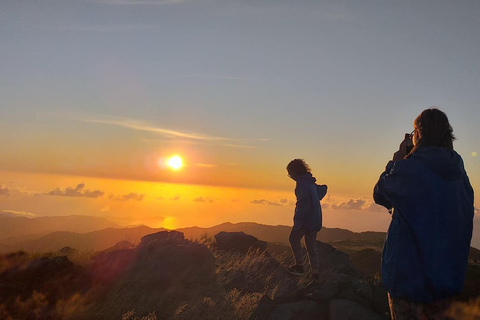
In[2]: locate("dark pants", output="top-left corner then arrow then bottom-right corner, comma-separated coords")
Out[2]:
289,227 -> 319,270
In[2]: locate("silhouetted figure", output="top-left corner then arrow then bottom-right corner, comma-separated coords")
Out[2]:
374,108 -> 474,319
286,159 -> 327,278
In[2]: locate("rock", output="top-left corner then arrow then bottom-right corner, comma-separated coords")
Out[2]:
249,294 -> 278,320
271,277 -> 300,303
316,241 -> 362,277
139,230 -> 188,249
352,279 -> 373,303
90,247 -> 136,284
307,280 -> 341,302
269,301 -> 328,320
371,285 -> 390,318
214,231 -> 267,253
27,256 -> 72,272
348,248 -> 382,278
57,246 -> 78,256
89,235 -> 217,319
329,299 -> 384,320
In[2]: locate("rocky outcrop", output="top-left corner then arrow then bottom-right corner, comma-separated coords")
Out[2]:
87,230 -> 220,320
214,231 -> 267,253
240,235 -> 390,320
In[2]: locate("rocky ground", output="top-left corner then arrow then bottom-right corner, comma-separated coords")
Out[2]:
0,230 -> 479,320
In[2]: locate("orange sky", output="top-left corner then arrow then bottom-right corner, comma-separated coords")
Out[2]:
0,169 -> 392,232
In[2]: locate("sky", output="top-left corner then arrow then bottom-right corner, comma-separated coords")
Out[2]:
1,0 -> 480,245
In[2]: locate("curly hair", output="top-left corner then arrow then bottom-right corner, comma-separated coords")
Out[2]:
286,159 -> 311,179
412,108 -> 455,152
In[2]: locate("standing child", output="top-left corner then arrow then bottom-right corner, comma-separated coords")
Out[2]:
286,159 -> 327,278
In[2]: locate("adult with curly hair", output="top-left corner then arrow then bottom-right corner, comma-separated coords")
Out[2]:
374,108 -> 474,319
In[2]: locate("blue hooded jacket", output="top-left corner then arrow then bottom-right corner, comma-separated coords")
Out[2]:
374,147 -> 474,303
293,173 -> 327,232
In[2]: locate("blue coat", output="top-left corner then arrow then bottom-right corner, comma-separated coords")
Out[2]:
293,173 -> 327,232
374,147 -> 474,302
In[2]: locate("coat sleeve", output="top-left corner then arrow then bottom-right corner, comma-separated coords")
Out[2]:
373,161 -> 397,210
317,184 -> 328,201
294,184 -> 311,228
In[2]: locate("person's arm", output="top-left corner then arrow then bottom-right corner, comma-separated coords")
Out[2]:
294,185 -> 310,228
317,184 -> 328,201
373,161 -> 395,211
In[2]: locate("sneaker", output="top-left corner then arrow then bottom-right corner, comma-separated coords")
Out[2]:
287,264 -> 304,276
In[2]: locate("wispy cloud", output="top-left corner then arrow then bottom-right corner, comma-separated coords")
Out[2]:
178,74 -> 248,81
97,0 -> 188,5
41,24 -> 157,32
250,199 -> 282,206
109,193 -> 145,201
83,118 -> 269,147
196,163 -> 218,168
0,210 -> 36,218
45,183 -> 105,198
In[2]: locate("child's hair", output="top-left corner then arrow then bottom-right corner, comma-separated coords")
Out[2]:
287,159 -> 311,178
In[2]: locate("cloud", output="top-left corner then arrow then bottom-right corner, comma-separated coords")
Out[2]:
0,184 -> 31,197
109,193 -> 145,201
171,195 -> 180,201
196,163 -> 218,168
179,74 -> 248,81
322,197 -> 386,212
0,185 -> 17,196
280,198 -> 288,204
41,24 -> 157,32
83,118 -> 269,147
193,197 -> 214,203
0,210 -> 36,218
45,183 -> 104,198
250,199 -> 282,206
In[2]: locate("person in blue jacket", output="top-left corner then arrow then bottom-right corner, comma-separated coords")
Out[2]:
286,159 -> 328,278
374,108 -> 474,319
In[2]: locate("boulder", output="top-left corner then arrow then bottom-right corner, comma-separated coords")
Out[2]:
271,277 -> 300,303
316,241 -> 362,277
139,230 -> 188,249
371,285 -> 390,318
329,299 -> 384,320
249,294 -> 278,320
269,301 -> 328,320
57,246 -> 78,256
214,231 -> 267,253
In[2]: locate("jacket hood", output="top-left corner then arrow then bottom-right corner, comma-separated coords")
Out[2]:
411,147 -> 463,180
294,172 -> 317,184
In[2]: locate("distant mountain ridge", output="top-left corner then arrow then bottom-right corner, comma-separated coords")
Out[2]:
0,215 -> 387,253
0,215 -> 120,242
179,222 -> 386,246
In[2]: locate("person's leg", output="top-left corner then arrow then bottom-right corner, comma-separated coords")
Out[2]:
388,293 -> 416,320
388,293 -> 453,320
289,227 -> 306,266
304,231 -> 319,274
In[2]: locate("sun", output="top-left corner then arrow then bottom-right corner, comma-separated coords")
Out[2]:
167,156 -> 183,170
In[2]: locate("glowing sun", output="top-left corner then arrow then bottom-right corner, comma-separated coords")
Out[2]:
167,156 -> 183,170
